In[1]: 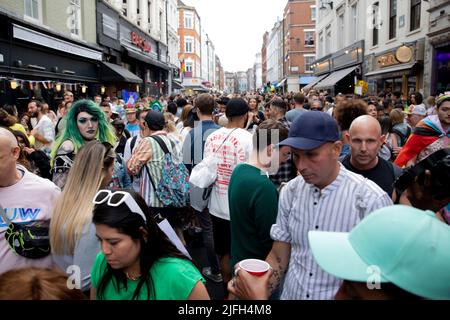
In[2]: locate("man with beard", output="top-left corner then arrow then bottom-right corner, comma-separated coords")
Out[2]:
28,100 -> 54,157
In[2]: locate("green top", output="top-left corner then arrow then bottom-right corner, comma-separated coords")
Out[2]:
91,253 -> 205,300
228,163 -> 279,269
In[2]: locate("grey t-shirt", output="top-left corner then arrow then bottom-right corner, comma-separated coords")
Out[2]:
52,222 -> 100,292
285,108 -> 308,123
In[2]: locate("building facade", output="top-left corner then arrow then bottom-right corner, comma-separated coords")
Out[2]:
309,0 -> 366,95
254,52 -> 263,92
283,0 -> 316,93
309,0 -> 431,97
225,71 -> 236,94
423,0 -> 450,96
247,67 -> 255,92
266,19 -> 283,87
236,71 -> 248,93
98,0 -> 170,97
178,0 -> 207,93
262,31 -> 268,88
0,0 -> 102,110
363,0 -> 430,97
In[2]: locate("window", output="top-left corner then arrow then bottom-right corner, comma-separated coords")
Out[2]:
325,26 -> 331,55
304,31 -> 315,46
24,0 -> 41,21
184,11 -> 193,29
185,36 -> 193,53
350,3 -> 358,43
410,0 -> 421,31
304,55 -> 315,73
372,2 -> 379,46
185,60 -> 193,77
337,14 -> 344,49
69,0 -> 82,37
311,6 -> 316,21
389,0 -> 397,39
148,1 -> 152,24
319,31 -> 324,57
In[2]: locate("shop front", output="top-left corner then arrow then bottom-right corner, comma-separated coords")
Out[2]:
0,13 -> 103,113
312,40 -> 364,96
364,40 -> 425,97
97,0 -> 170,99
428,35 -> 450,95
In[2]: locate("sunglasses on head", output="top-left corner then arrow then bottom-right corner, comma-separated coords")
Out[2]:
78,116 -> 99,124
93,190 -> 147,223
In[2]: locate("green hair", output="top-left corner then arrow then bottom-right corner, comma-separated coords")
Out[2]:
51,99 -> 116,166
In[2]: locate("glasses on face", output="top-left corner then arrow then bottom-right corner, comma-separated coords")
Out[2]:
78,116 -> 99,125
93,190 -> 147,223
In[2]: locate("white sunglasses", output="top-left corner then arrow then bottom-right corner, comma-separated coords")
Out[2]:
93,190 -> 147,223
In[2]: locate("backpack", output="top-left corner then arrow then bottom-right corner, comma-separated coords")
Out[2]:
393,126 -> 411,146
144,135 -> 189,208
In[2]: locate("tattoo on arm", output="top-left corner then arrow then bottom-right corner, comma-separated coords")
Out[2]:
268,257 -> 287,295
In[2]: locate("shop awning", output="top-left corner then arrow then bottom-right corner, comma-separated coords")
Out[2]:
314,66 -> 358,90
364,63 -> 416,77
172,80 -> 184,90
302,74 -> 328,92
183,85 -> 209,92
124,47 -> 170,71
100,62 -> 143,84
299,76 -> 317,85
276,78 -> 287,88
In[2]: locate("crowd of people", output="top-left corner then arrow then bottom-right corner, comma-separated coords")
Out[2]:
0,87 -> 449,300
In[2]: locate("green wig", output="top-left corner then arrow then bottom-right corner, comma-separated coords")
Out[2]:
51,99 -> 116,166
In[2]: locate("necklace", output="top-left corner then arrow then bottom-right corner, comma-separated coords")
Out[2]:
125,271 -> 141,281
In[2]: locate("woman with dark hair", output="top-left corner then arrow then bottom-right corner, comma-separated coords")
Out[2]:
13,130 -> 52,180
90,190 -> 209,300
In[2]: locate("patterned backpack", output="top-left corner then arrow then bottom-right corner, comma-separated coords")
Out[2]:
145,135 -> 189,208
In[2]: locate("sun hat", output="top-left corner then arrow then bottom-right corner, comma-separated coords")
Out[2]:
308,205 -> 450,299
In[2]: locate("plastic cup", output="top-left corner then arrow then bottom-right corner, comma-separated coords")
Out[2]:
237,259 -> 271,277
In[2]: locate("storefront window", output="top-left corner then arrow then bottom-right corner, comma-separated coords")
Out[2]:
435,47 -> 450,95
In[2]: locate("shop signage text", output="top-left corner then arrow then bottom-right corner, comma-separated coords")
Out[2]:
131,32 -> 151,53
377,53 -> 399,68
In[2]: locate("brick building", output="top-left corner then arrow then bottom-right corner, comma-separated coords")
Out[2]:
283,0 -> 316,92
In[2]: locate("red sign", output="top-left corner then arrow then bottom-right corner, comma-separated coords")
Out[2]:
131,32 -> 151,53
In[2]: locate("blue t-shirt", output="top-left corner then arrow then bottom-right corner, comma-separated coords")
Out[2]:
126,123 -> 141,138
182,120 -> 220,172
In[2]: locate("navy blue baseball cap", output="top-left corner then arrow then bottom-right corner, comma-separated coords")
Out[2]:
279,111 -> 339,150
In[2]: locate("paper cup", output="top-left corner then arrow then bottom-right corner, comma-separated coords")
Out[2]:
237,259 -> 271,277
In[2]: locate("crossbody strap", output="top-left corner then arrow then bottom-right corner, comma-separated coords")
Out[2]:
213,128 -> 237,155
144,135 -> 170,193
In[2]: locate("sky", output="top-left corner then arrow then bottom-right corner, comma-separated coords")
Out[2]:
182,0 -> 288,73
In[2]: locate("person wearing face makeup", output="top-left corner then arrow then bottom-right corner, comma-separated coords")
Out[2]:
50,100 -> 116,189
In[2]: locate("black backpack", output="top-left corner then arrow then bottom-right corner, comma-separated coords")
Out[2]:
393,126 -> 411,146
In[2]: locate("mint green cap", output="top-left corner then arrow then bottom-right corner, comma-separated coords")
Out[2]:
308,205 -> 450,299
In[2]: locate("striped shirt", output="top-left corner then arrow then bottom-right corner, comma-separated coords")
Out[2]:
127,132 -> 172,208
270,163 -> 393,300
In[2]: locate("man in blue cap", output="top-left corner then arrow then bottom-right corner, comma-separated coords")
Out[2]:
228,111 -> 393,300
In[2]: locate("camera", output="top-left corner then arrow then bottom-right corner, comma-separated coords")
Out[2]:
394,148 -> 450,200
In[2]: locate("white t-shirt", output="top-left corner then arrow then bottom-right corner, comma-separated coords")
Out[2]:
34,115 -> 55,153
204,127 -> 253,220
0,165 -> 60,274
